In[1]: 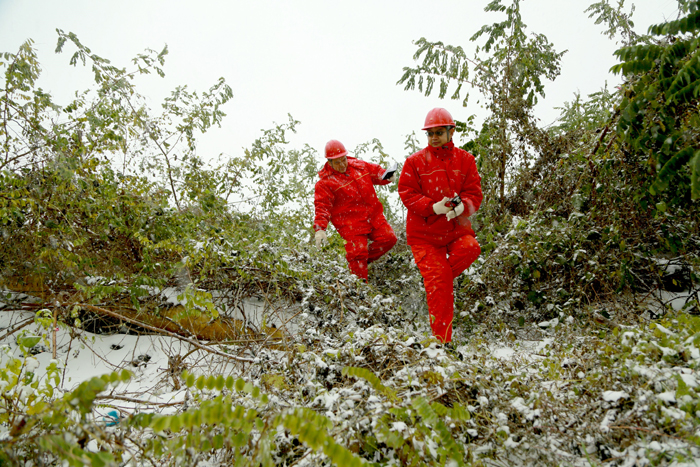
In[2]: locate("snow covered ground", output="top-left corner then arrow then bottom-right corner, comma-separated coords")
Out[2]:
2,286 -> 700,466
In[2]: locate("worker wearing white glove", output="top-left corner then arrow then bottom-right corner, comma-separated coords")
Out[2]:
397,107 -> 483,345
432,197 -> 453,215
315,230 -> 327,248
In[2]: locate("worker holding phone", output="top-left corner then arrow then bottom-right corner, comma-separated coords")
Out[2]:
313,139 -> 398,281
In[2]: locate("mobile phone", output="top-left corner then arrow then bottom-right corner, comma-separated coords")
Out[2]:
382,163 -> 398,180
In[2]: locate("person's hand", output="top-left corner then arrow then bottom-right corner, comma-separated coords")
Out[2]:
315,230 -> 327,248
433,197 -> 452,215
447,200 -> 465,220
388,173 -> 397,183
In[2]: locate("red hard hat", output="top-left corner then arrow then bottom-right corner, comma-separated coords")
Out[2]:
325,140 -> 348,159
422,108 -> 455,130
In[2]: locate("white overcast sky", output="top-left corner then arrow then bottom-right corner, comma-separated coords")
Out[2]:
0,0 -> 681,167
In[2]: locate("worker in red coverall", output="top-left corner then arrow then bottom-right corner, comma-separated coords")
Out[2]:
398,108 -> 483,343
313,139 -> 397,281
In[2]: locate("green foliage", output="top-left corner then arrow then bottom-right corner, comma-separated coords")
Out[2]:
365,385 -> 474,465
550,84 -> 618,136
340,365 -> 475,466
463,157 -> 698,321
611,1 -> 700,201
235,114 -> 321,240
470,0 -> 565,105
397,39 -> 470,104
342,366 -> 398,401
276,408 -> 368,467
0,32 -> 238,289
0,352 -> 130,466
173,284 -> 220,320
585,0 -> 639,46
1,353 -> 375,466
52,30 -> 234,213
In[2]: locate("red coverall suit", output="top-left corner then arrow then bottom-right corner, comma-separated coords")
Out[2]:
314,157 -> 397,280
398,141 -> 483,342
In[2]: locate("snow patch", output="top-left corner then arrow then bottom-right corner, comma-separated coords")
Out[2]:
603,390 -> 629,402
492,347 -> 515,359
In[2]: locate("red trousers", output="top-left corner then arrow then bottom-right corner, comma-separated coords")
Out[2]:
343,220 -> 397,280
410,235 -> 481,343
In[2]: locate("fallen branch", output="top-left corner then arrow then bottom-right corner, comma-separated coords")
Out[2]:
95,394 -> 184,407
77,303 -> 255,364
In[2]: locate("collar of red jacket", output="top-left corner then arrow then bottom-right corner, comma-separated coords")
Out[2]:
426,140 -> 455,159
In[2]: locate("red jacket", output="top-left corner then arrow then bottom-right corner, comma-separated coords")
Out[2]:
314,157 -> 391,237
399,141 -> 482,246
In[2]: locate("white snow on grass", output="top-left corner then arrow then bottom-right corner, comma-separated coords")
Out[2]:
2,285 -> 700,466
602,390 -> 629,402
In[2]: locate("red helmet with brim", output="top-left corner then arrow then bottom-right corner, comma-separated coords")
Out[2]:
325,140 -> 348,159
422,108 -> 455,130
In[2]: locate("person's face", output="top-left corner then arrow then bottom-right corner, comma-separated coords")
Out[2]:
426,126 -> 454,148
328,155 -> 348,173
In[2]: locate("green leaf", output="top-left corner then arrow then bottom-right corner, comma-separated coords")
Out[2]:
195,376 -> 205,391
411,396 -> 438,425
235,378 -> 245,392
342,366 -> 397,401
649,9 -> 700,35
205,376 -> 216,391
651,147 -> 694,195
451,403 -> 471,421
169,414 -> 182,432
185,372 -> 195,388
214,375 -> 225,391
151,416 -> 169,432
18,336 -> 41,348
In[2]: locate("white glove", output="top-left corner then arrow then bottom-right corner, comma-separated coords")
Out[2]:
447,201 -> 465,220
315,230 -> 327,248
432,197 -> 452,215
